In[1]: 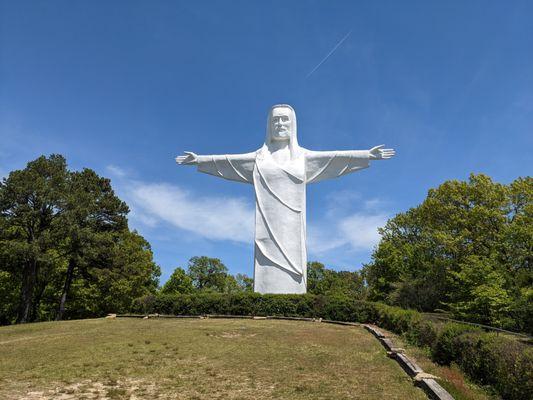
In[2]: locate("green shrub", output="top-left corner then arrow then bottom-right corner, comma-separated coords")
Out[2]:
508,290 -> 533,335
406,319 -> 439,348
374,303 -> 421,334
131,294 -> 157,314
432,322 -> 482,365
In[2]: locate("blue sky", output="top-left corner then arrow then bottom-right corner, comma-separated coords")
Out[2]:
1,1 -> 532,283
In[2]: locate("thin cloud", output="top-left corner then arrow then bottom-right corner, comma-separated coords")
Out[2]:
128,182 -> 254,243
306,30 -> 352,79
307,191 -> 390,257
106,166 -> 254,243
308,212 -> 388,255
339,213 -> 388,250
106,165 -> 127,178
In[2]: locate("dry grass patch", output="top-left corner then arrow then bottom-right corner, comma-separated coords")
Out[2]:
0,318 -> 427,399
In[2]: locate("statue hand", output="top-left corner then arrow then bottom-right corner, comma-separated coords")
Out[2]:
175,151 -> 198,165
369,145 -> 395,160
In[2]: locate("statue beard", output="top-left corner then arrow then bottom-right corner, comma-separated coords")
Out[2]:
271,130 -> 291,141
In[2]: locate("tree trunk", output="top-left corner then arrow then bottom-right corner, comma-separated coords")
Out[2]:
16,259 -> 37,323
56,258 -> 76,321
31,278 -> 47,322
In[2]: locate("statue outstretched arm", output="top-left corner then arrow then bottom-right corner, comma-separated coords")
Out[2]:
175,151 -> 256,184
305,145 -> 395,184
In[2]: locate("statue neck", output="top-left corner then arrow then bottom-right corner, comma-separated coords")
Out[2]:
268,139 -> 289,152
268,140 -> 291,164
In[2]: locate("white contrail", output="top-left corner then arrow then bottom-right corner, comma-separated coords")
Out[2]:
306,30 -> 352,79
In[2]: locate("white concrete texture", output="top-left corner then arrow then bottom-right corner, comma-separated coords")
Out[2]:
175,104 -> 395,294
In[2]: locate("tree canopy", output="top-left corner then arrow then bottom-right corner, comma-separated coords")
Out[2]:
307,261 -> 365,298
161,267 -> 194,294
0,155 -> 160,324
159,258 -> 364,298
363,174 -> 532,332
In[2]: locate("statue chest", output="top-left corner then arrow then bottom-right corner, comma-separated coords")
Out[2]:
256,155 -> 305,185
254,155 -> 305,211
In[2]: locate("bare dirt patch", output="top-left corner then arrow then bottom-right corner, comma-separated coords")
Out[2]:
11,378 -> 159,400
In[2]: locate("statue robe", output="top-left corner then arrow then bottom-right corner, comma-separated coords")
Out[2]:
196,149 -> 370,294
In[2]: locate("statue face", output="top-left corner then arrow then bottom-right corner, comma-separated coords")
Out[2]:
271,107 -> 291,141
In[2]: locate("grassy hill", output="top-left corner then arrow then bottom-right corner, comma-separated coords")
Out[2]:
0,318 -> 433,399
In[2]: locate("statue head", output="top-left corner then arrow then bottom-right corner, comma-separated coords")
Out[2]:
270,106 -> 292,141
264,104 -> 301,158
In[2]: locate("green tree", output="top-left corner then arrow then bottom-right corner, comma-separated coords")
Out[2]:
54,168 -> 129,320
0,155 -> 161,324
89,230 -> 160,315
223,274 -> 241,293
307,261 -> 365,298
187,256 -> 229,292
0,155 -> 68,323
504,177 -> 532,286
363,174 -> 532,330
235,273 -> 254,292
307,262 -> 327,294
447,255 -> 512,326
161,267 -> 194,294
327,270 -> 365,298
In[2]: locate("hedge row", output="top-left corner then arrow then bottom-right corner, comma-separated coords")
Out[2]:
132,293 -> 532,400
370,303 -> 533,400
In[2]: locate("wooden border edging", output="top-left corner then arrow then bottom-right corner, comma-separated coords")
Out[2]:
113,314 -> 455,399
394,352 -> 424,377
416,379 -> 455,400
362,324 -> 455,400
379,337 -> 405,353
116,314 -> 204,319
363,324 -> 387,338
205,314 -> 255,319
266,315 -> 316,322
321,319 -> 360,326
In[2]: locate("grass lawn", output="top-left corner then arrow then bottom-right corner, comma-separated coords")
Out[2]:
0,318 -> 428,399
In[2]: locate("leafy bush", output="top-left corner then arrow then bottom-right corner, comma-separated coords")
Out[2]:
374,303 -> 421,334
406,319 -> 439,348
452,333 -> 533,400
431,322 -> 482,365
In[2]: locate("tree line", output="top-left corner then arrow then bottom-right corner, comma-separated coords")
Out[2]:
363,174 -> 532,333
161,257 -> 365,299
0,155 -> 160,324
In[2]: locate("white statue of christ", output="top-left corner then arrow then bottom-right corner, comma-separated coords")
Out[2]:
176,104 -> 395,294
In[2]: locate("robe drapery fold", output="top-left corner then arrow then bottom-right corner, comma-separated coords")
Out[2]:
196,149 -> 370,294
